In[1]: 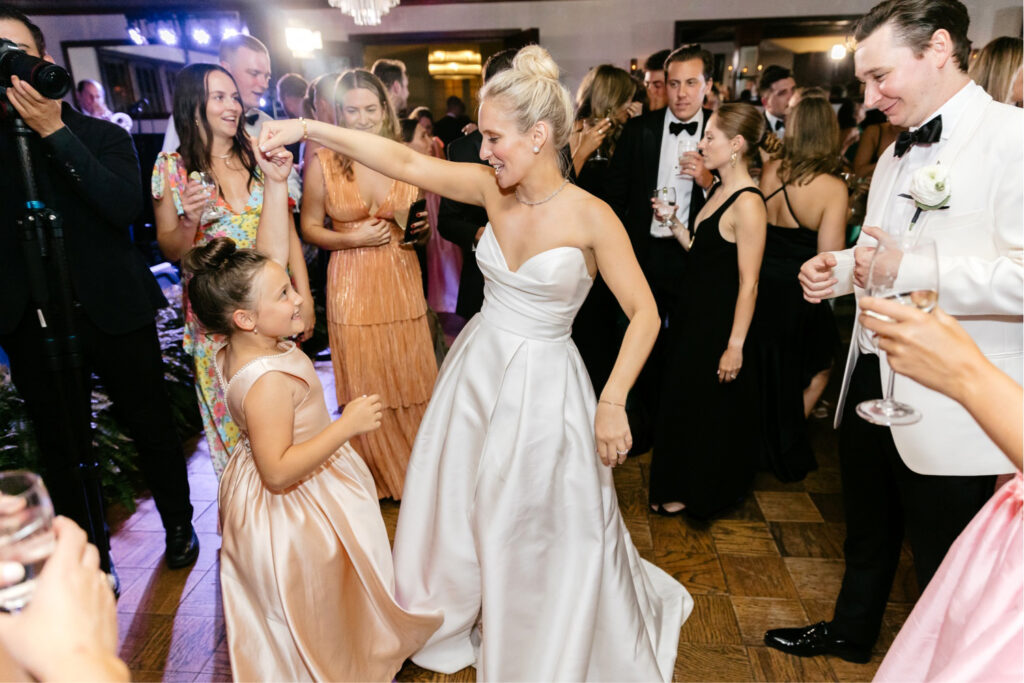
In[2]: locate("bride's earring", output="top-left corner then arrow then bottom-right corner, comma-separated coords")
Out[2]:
533,145 -> 540,154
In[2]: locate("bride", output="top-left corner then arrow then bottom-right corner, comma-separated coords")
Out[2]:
259,46 -> 691,681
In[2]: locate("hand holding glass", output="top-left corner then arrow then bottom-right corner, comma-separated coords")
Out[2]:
589,117 -> 609,163
677,138 -> 698,176
856,236 -> 939,425
195,172 -> 225,224
651,187 -> 677,227
0,471 -> 55,612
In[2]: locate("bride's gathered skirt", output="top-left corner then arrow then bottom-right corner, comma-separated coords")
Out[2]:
393,224 -> 692,681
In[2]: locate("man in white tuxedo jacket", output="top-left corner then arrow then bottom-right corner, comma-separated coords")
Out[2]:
765,0 -> 1023,663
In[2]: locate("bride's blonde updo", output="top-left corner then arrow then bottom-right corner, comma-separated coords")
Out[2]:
479,45 -> 574,154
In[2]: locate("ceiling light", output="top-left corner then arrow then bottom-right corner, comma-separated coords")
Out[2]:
327,0 -> 400,27
285,27 -> 323,58
158,28 -> 178,45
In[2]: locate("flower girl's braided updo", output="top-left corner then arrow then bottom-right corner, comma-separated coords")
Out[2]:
182,237 -> 268,336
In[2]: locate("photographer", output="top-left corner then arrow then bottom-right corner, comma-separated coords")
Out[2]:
0,7 -> 197,575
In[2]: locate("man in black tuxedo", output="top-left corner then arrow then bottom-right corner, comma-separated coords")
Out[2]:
605,43 -> 715,454
759,65 -> 795,138
437,49 -> 517,320
0,7 -> 197,571
642,49 -> 671,112
433,96 -> 472,148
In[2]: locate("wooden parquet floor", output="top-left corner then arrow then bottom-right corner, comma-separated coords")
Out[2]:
112,359 -> 918,682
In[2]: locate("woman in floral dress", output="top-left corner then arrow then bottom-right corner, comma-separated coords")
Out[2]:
152,63 -> 308,477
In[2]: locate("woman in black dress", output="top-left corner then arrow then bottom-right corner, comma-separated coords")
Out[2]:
568,65 -> 642,394
649,103 -> 769,518
755,96 -> 847,481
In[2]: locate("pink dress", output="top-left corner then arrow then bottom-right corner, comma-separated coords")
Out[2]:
874,473 -> 1023,682
216,342 -> 441,680
423,139 -> 462,313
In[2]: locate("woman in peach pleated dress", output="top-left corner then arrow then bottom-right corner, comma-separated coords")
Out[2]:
302,69 -> 436,500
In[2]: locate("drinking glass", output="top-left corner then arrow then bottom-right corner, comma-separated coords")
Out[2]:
0,471 -> 55,612
856,236 -> 939,426
589,117 -> 608,163
195,172 -> 224,224
651,187 -> 677,228
677,137 -> 698,176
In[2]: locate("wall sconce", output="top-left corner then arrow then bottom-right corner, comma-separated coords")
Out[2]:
428,50 -> 482,79
285,27 -> 323,59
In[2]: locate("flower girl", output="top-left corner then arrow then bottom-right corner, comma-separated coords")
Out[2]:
182,237 -> 440,681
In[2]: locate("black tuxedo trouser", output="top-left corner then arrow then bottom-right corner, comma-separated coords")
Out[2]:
830,354 -> 994,646
630,237 -> 688,450
1,306 -> 194,546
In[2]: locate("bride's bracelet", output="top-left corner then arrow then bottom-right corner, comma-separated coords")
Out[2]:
598,398 -> 625,408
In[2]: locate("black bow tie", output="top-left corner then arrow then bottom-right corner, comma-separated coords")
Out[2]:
245,111 -> 260,126
894,116 -> 942,158
774,118 -> 785,131
669,120 -> 699,137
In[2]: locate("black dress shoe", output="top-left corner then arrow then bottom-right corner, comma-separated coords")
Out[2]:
764,621 -> 871,663
164,523 -> 200,569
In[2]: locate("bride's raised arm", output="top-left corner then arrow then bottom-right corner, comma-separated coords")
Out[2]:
259,118 -> 495,208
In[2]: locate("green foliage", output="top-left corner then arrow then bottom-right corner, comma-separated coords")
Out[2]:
0,299 -> 201,512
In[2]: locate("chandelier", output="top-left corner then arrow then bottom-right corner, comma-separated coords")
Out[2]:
327,0 -> 400,26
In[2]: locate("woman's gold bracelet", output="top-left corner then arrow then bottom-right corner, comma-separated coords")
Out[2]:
299,116 -> 309,141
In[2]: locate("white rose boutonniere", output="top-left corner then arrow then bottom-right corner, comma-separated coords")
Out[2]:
899,164 -> 951,234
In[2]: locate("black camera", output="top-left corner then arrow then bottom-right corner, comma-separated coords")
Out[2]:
0,38 -> 71,100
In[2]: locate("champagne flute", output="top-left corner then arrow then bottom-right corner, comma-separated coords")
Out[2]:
651,187 -> 677,228
677,137 -> 698,177
0,471 -> 55,612
856,236 -> 939,426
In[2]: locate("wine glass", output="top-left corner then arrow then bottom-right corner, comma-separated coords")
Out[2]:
856,235 -> 939,426
677,137 -> 698,176
588,117 -> 609,163
651,187 -> 677,228
0,471 -> 55,612
195,172 -> 224,224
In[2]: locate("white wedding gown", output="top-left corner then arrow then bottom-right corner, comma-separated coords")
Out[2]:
393,224 -> 692,681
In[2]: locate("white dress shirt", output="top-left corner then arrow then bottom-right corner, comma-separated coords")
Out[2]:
650,108 -> 703,238
765,112 -> 785,138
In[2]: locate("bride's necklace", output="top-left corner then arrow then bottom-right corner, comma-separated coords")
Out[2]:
515,177 -> 570,206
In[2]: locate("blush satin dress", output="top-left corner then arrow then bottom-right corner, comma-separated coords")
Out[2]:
216,341 -> 441,681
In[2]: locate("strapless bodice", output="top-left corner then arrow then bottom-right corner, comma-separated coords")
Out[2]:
475,223 -> 593,342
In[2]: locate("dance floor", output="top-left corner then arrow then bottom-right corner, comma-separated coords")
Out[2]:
110,353 -> 919,682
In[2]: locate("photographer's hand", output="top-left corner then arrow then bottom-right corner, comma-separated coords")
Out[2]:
6,76 -> 64,138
